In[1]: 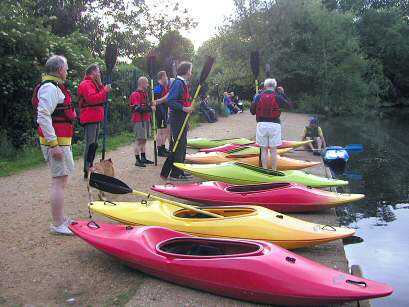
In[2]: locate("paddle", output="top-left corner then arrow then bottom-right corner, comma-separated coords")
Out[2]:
147,55 -> 158,165
160,56 -> 215,178
344,144 -> 363,153
102,43 -> 118,160
89,172 -> 223,218
250,51 -> 261,166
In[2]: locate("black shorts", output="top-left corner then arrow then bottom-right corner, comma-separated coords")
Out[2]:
156,111 -> 168,129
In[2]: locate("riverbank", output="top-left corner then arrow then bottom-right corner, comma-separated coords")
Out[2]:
0,110 -> 354,306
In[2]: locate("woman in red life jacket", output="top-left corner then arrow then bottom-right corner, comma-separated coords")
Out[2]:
77,64 -> 112,178
129,76 -> 155,167
250,78 -> 292,170
34,55 -> 76,235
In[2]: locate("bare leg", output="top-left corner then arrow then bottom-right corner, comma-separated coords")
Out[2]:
50,175 -> 68,226
261,147 -> 269,169
270,146 -> 277,170
134,139 -> 146,155
157,129 -> 165,147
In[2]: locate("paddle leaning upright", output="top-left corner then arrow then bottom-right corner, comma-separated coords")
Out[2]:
160,56 -> 215,180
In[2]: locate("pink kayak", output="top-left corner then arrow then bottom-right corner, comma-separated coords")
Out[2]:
70,220 -> 393,306
151,181 -> 365,212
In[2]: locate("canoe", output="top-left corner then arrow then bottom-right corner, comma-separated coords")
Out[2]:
70,221 -> 393,306
174,162 -> 348,187
151,181 -> 365,212
88,200 -> 355,249
188,138 -> 253,149
199,140 -> 313,152
323,146 -> 350,168
186,151 -> 320,170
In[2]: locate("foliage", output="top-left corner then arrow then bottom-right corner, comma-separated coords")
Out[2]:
197,0 -> 391,114
27,0 -> 197,59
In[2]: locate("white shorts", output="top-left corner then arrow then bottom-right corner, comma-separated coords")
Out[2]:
256,122 -> 282,147
41,145 -> 75,177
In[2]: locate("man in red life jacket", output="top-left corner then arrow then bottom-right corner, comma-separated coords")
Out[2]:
78,64 -> 112,178
250,78 -> 292,170
129,76 -> 155,167
34,55 -> 76,235
153,71 -> 171,157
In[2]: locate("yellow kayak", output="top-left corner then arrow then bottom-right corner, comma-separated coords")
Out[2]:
89,201 -> 355,249
186,152 -> 321,170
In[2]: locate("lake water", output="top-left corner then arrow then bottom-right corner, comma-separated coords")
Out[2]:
320,114 -> 409,307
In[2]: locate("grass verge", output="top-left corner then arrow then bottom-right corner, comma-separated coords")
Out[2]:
0,132 -> 134,177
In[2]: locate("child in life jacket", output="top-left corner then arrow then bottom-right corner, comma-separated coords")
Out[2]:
301,116 -> 326,155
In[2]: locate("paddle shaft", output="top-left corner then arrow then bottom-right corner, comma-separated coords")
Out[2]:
102,74 -> 111,160
171,84 -> 201,153
132,189 -> 223,218
151,78 -> 158,165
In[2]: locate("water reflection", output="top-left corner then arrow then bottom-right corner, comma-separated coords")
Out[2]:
320,114 -> 409,306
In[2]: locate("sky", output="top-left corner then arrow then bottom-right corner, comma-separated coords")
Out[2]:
177,0 -> 236,49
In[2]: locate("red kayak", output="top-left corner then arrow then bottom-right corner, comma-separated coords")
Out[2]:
70,220 -> 392,306
151,181 -> 365,213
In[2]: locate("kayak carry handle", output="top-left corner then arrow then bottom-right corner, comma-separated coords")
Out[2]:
346,279 -> 367,288
321,225 -> 336,231
286,256 -> 296,263
126,225 -> 133,231
103,200 -> 117,206
87,221 -> 100,229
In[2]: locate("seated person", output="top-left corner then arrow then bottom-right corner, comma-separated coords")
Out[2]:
301,117 -> 326,155
199,95 -> 217,123
232,93 -> 243,113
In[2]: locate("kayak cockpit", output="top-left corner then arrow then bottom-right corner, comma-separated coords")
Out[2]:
157,237 -> 264,258
235,162 -> 285,176
226,182 -> 291,193
173,207 -> 256,219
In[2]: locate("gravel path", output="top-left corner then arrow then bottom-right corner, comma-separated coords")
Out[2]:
0,111 -> 349,306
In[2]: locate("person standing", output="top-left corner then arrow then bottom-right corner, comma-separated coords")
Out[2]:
78,64 -> 112,178
129,76 -> 155,167
153,71 -> 171,157
33,55 -> 76,235
250,78 -> 292,170
166,62 -> 193,180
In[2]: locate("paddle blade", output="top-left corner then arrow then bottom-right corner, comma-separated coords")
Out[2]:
199,56 -> 215,84
160,153 -> 176,179
89,173 -> 132,194
147,55 -> 156,78
265,63 -> 271,77
344,144 -> 364,153
250,51 -> 260,78
105,44 -> 118,75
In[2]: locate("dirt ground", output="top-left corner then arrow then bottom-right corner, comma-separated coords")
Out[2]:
0,111 -> 350,306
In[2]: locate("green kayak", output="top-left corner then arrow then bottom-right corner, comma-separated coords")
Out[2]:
187,138 -> 253,149
174,162 -> 348,188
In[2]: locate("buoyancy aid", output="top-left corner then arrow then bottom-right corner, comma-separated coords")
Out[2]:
32,75 -> 76,146
129,89 -> 151,122
78,76 -> 106,124
254,91 -> 281,122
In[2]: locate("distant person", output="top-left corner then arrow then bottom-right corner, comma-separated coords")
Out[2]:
153,71 -> 170,157
224,92 -> 239,114
233,94 -> 243,113
199,95 -> 217,123
78,64 -> 112,179
166,61 -> 194,180
34,55 -> 76,235
250,78 -> 292,170
129,76 -> 155,167
301,116 -> 326,155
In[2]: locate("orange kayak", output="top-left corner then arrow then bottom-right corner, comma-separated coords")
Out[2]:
186,152 -> 320,170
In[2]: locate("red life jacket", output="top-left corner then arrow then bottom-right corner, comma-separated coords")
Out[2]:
169,78 -> 191,107
129,89 -> 151,122
255,91 -> 281,121
32,79 -> 76,146
78,76 -> 106,124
